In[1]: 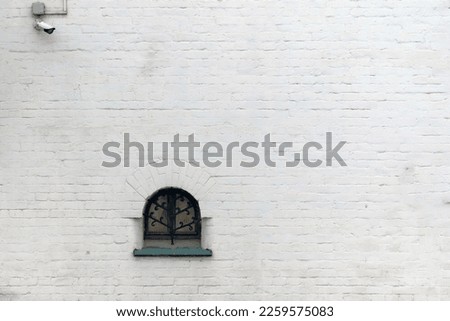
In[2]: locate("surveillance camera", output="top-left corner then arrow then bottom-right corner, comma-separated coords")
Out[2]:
34,19 -> 55,34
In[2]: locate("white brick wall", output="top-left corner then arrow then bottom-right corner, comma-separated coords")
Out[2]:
1,0 -> 450,299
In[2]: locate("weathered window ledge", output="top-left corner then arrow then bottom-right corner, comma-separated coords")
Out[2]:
133,247 -> 212,257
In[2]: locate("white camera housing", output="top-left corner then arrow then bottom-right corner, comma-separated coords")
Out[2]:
34,19 -> 55,34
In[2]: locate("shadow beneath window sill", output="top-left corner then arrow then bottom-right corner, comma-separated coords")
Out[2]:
133,247 -> 212,257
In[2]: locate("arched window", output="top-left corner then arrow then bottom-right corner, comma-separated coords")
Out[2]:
134,187 -> 211,256
143,187 -> 201,245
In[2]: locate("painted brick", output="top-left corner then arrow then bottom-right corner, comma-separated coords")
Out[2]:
0,0 -> 450,300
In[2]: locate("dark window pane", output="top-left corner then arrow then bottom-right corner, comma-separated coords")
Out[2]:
144,188 -> 201,244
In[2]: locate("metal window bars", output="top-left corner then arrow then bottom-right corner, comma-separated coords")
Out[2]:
144,188 -> 201,245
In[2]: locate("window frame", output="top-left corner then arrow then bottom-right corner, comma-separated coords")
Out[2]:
143,187 -> 202,245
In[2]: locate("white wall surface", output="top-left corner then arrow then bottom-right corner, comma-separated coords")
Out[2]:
1,0 -> 450,299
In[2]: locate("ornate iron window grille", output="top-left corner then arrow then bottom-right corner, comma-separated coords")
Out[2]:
143,188 -> 201,245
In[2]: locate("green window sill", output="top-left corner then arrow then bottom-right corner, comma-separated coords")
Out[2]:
133,247 -> 212,257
